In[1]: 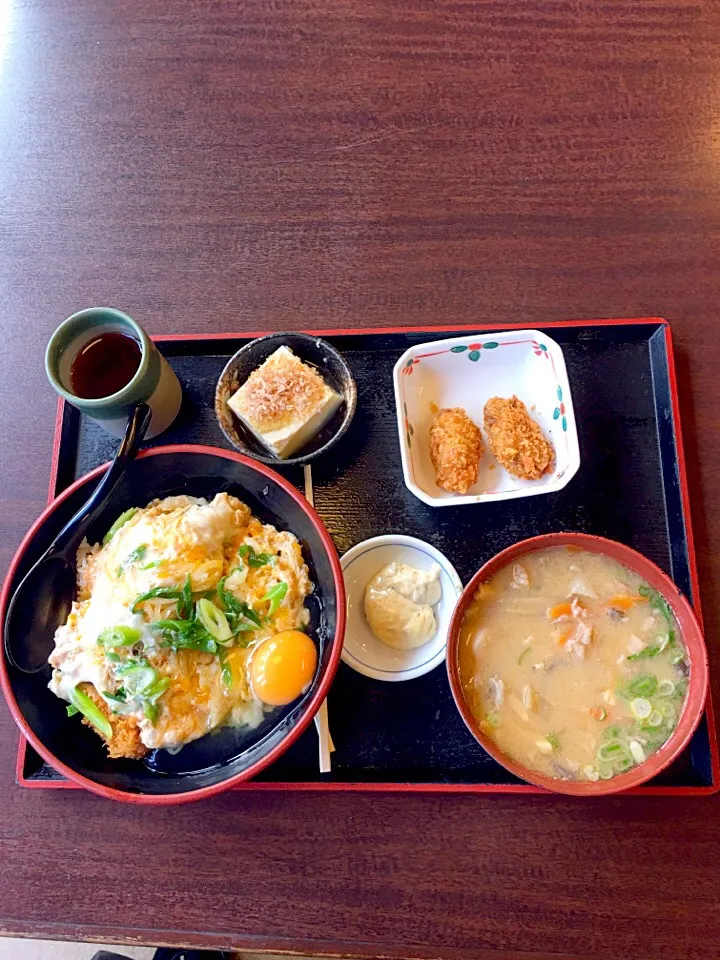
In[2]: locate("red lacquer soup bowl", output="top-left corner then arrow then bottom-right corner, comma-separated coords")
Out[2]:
446,533 -> 709,796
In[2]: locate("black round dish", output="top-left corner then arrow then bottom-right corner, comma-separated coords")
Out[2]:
215,332 -> 357,467
0,446 -> 345,803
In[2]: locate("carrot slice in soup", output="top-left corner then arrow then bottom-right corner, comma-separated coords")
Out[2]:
549,601 -> 577,620
549,602 -> 572,620
607,595 -> 645,613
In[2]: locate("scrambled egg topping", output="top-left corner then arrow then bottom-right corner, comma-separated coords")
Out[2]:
48,493 -> 312,756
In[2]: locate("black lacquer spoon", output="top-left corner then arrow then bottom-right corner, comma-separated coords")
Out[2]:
3,402 -> 152,674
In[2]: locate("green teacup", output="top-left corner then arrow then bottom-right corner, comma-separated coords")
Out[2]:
45,307 -> 182,439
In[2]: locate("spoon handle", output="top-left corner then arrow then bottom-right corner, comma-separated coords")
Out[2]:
49,402 -> 152,555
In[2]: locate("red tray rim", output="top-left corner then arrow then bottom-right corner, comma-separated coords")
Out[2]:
15,317 -> 720,797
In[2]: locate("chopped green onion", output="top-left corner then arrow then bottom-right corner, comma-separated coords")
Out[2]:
627,675 -> 658,698
237,544 -> 276,568
598,764 -> 615,780
155,621 -> 218,653
629,740 -> 646,765
162,634 -> 217,653
144,702 -> 159,724
631,698 -> 652,720
116,660 -> 158,696
646,634 -> 671,656
236,601 -> 262,628
103,687 -> 127,704
546,733 -> 560,750
615,754 -> 634,773
69,685 -> 113,739
646,710 -> 663,728
598,740 -> 629,762
486,713 -> 500,729
143,676 -> 171,702
66,704 -> 79,717
127,544 -> 147,562
102,507 -> 138,545
660,702 -> 677,722
196,598 -> 233,643
518,647 -> 531,666
176,574 -> 194,620
217,577 -> 262,631
657,680 -> 676,697
603,725 -> 623,740
638,583 -> 675,628
215,576 -> 232,609
105,651 -> 123,663
132,586 -> 182,613
262,582 -> 288,617
151,618 -> 186,632
219,649 -> 233,689
116,545 -> 152,578
628,638 -> 668,661
98,625 -> 141,648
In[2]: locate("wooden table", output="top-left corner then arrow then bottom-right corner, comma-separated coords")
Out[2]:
2,1 -> 720,957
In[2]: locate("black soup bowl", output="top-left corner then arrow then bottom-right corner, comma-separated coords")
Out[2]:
0,445 -> 346,804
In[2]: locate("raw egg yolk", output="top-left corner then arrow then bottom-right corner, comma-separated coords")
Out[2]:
249,630 -> 318,706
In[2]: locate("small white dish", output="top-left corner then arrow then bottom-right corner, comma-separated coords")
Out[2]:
340,535 -> 463,682
393,328 -> 581,507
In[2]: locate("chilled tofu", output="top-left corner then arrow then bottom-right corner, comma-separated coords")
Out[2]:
227,346 -> 343,459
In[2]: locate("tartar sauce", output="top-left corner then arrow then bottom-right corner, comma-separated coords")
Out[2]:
364,562 -> 442,650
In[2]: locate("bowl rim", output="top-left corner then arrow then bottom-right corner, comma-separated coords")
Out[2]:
214,331 -> 358,467
445,532 -> 709,796
0,443 -> 346,804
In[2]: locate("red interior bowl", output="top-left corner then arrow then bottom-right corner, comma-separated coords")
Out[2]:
446,532 -> 709,796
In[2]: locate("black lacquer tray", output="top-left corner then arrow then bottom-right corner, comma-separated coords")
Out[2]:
17,320 -> 718,795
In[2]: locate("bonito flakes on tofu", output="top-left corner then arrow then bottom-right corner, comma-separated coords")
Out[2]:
226,346 -> 342,459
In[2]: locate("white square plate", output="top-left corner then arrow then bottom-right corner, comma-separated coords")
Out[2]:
392,329 -> 580,506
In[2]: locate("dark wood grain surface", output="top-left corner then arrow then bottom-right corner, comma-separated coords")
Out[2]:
2,1 -> 720,957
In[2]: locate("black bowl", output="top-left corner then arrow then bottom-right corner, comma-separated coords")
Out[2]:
0,445 -> 345,804
215,332 -> 357,467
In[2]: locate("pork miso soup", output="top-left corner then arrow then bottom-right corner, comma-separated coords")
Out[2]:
458,547 -> 688,783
